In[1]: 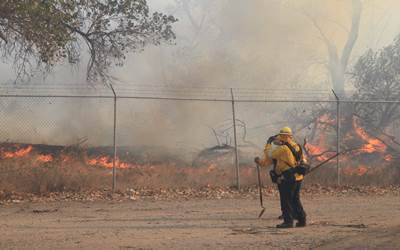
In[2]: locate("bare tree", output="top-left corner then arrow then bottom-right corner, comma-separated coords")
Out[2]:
305,0 -> 362,95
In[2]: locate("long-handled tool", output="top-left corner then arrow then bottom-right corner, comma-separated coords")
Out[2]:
307,148 -> 362,174
255,162 -> 266,218
307,153 -> 340,174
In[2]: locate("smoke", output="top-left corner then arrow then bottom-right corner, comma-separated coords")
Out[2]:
116,0 -> 400,148
110,1 -> 338,150
1,0 -> 400,158
122,1 -> 319,87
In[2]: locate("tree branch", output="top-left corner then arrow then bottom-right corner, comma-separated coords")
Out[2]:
341,0 -> 362,69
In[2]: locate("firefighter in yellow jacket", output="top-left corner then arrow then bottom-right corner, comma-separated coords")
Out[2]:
256,127 -> 307,228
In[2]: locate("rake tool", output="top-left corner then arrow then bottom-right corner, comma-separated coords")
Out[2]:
255,162 -> 266,218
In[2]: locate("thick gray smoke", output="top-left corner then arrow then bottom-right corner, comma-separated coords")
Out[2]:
0,0 -> 399,159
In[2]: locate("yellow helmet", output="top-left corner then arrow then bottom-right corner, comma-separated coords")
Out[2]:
279,127 -> 293,136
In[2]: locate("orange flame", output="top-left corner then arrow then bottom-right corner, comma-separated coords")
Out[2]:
61,155 -> 71,162
305,143 -> 331,161
37,154 -> 53,163
384,154 -> 393,162
86,156 -> 134,169
342,165 -> 368,176
356,166 -> 368,176
353,118 -> 386,154
87,156 -> 113,168
3,146 -> 33,158
207,164 -> 217,173
304,121 -> 334,162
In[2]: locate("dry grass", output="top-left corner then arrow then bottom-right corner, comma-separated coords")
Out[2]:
0,155 -> 399,195
0,157 -> 107,194
305,164 -> 400,186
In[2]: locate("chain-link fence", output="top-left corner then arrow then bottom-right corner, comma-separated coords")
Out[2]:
0,84 -> 398,192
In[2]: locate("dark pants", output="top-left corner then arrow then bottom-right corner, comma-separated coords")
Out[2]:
277,183 -> 284,216
292,181 -> 306,222
280,180 -> 306,224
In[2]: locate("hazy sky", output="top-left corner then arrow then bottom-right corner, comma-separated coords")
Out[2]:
120,0 -> 400,90
1,0 -> 400,88
1,1 -> 400,149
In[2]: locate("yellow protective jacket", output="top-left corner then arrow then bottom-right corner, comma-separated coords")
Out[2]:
259,143 -> 274,167
260,140 -> 304,181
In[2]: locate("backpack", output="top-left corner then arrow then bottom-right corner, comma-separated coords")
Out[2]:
283,142 -> 311,175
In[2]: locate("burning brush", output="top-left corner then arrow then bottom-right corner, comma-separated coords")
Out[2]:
303,115 -> 397,177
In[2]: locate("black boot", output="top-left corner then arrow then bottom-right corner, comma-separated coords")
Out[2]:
295,219 -> 306,227
276,222 -> 293,228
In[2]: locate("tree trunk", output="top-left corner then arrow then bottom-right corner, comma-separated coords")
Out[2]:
316,0 -> 362,96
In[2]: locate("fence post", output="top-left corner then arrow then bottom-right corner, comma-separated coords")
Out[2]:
332,90 -> 340,186
230,88 -> 240,189
110,84 -> 117,192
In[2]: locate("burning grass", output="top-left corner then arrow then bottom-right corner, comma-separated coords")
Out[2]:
0,142 -> 398,195
302,114 -> 399,186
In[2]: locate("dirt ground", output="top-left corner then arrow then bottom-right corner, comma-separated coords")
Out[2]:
0,193 -> 399,250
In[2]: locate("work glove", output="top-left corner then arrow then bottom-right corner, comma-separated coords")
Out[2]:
254,157 -> 260,164
267,135 -> 277,144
